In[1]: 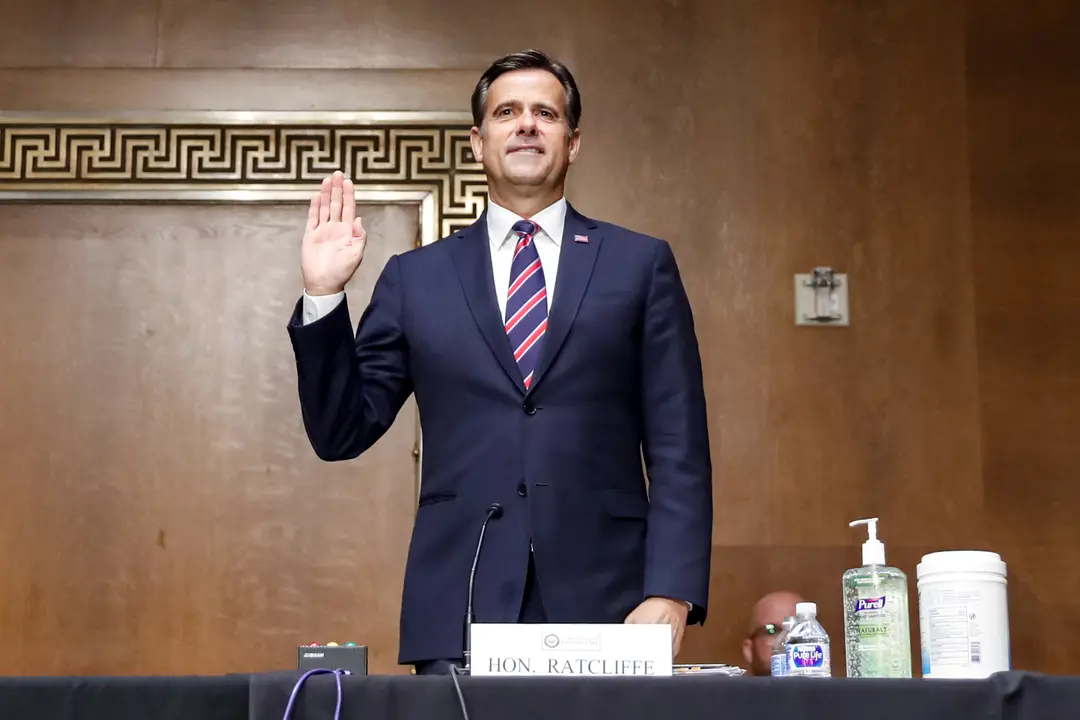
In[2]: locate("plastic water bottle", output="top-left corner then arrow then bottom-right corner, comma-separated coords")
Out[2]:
785,602 -> 832,677
770,616 -> 796,676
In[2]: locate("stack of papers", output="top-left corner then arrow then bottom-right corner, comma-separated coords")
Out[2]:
673,664 -> 745,676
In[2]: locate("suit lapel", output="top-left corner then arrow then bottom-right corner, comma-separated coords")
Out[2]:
448,214 -> 527,395
529,205 -> 601,394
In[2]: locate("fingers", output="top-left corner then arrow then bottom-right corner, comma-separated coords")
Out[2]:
625,609 -> 683,656
353,217 -> 365,240
307,194 -> 320,232
343,177 -> 356,225
319,176 -> 331,224
313,172 -> 355,229
669,619 -> 684,657
330,171 -> 343,223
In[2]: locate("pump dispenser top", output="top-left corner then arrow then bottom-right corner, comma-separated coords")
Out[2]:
849,517 -> 885,566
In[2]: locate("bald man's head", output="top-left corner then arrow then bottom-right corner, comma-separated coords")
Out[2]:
749,591 -> 804,633
742,591 -> 805,675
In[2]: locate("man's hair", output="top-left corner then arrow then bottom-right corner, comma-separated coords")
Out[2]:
471,49 -> 582,133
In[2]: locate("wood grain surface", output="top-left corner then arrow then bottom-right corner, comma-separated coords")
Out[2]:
0,203 -> 419,675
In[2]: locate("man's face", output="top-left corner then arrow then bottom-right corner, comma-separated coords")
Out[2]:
470,69 -> 580,192
741,593 -> 802,675
748,625 -> 780,676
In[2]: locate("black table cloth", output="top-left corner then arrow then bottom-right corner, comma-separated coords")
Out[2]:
0,673 -> 249,720
251,672 -> 1008,720
2,670 -> 1076,720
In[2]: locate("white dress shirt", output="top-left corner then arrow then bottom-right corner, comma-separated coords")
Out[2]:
301,197 -> 566,325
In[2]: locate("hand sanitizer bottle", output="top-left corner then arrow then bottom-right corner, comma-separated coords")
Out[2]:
843,518 -> 912,677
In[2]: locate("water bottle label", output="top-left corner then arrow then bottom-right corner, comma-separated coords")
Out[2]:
770,653 -> 786,676
787,643 -> 829,672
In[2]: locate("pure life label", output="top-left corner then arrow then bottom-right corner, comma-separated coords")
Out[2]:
789,644 -> 827,669
470,623 -> 672,676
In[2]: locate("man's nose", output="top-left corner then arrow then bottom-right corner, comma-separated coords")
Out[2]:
516,112 -> 538,134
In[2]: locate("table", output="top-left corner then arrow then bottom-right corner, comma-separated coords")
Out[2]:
0,673 -> 249,720
2,670 -> 1077,720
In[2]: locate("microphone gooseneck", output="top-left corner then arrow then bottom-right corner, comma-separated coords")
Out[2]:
462,503 -> 504,673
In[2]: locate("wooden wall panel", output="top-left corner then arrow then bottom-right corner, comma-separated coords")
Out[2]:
0,69 -> 476,112
679,0 -> 980,671
158,0 -> 571,69
0,0 -> 159,67
696,0 -> 979,548
968,0 -> 1080,674
0,203 -> 420,675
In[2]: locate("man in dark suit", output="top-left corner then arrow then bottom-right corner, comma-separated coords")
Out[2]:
287,49 -> 713,675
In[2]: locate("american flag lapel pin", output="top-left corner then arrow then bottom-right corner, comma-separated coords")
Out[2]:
574,234 -> 589,243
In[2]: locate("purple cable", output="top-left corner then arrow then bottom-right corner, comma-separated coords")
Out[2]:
281,667 -> 352,720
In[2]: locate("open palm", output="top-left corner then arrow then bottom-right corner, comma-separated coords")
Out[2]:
301,171 -> 367,296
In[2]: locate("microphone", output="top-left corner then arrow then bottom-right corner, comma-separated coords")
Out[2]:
462,502 -> 504,674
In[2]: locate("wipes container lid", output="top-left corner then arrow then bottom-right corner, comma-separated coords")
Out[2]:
917,550 -> 1007,581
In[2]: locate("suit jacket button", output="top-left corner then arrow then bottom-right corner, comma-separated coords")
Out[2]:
517,483 -> 528,497
523,401 -> 536,415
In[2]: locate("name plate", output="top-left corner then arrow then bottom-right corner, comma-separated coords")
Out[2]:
470,623 -> 672,677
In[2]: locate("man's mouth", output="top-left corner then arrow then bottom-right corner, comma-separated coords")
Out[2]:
509,146 -> 543,154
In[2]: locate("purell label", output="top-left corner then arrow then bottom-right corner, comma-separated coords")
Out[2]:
856,596 -> 887,612
788,644 -> 826,669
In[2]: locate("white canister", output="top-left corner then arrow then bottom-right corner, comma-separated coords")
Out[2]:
917,551 -> 1010,678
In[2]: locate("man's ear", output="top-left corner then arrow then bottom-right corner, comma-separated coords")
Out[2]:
741,637 -> 753,667
469,126 -> 484,163
567,127 -> 581,165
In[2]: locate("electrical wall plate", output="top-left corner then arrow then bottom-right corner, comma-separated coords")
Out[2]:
794,268 -> 849,327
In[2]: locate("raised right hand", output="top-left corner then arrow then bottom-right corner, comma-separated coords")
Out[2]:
301,170 -> 367,296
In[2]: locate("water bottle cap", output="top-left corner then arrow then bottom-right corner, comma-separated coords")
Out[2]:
795,602 -> 817,617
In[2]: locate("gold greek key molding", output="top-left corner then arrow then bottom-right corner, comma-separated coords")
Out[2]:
0,111 -> 487,240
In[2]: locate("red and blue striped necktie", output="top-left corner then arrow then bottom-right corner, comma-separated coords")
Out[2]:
504,219 -> 548,389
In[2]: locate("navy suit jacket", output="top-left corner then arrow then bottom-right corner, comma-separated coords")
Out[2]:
287,203 -> 713,665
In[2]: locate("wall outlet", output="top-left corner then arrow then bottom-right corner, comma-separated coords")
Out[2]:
794,270 -> 849,327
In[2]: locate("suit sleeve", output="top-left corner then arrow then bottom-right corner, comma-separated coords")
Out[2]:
286,255 -> 413,461
640,240 -> 714,625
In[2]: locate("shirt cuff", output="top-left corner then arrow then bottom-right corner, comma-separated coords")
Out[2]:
302,290 -> 345,325
648,595 -> 693,612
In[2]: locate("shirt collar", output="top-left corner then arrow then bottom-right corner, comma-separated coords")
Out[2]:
486,197 -> 567,250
